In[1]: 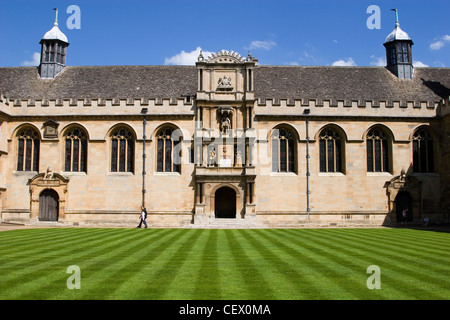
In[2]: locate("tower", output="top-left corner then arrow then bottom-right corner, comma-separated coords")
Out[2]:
39,8 -> 69,79
384,9 -> 414,79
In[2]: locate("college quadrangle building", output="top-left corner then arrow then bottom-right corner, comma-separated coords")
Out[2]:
0,12 -> 449,228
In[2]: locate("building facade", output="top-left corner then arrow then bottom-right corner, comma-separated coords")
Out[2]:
0,15 -> 449,227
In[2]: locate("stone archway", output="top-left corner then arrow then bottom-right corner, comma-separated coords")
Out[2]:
28,168 -> 69,223
215,186 -> 236,218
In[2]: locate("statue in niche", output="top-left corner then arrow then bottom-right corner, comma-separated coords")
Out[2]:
235,150 -> 242,167
220,114 -> 231,134
208,148 -> 216,167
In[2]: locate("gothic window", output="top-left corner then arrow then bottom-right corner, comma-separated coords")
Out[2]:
111,127 -> 135,173
412,129 -> 434,173
156,127 -> 181,173
319,128 -> 343,173
272,127 -> 295,173
17,128 -> 40,172
64,127 -> 88,172
366,128 -> 390,173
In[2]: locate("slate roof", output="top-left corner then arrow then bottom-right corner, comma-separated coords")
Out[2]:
254,66 -> 450,103
0,65 -> 449,103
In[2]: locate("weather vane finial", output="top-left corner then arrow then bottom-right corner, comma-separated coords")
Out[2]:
391,9 -> 399,27
53,8 -> 58,26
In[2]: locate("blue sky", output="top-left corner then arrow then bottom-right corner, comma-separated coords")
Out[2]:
0,0 -> 449,68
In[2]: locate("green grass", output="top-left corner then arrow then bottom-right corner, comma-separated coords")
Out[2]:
0,227 -> 449,300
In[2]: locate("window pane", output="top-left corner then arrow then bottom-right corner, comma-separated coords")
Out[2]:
420,140 -> 427,173
335,139 -> 342,173
319,140 -> 326,172
272,138 -> 279,172
17,139 -> 24,171
25,139 -> 32,171
65,139 -> 72,171
173,140 -> 181,173
72,139 -> 79,171
157,139 -> 164,172
327,139 -> 334,173
288,138 -> 295,172
367,140 -> 373,172
413,140 -> 419,172
165,139 -> 172,172
382,139 -> 389,172
80,139 -> 87,173
32,139 -> 40,172
280,138 -> 287,172
127,139 -> 134,173
119,139 -> 126,172
374,140 -> 381,172
111,139 -> 118,172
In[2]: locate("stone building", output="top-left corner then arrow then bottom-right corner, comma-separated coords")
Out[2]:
0,13 -> 449,227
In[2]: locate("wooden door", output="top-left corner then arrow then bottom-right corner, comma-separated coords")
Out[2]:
39,189 -> 59,221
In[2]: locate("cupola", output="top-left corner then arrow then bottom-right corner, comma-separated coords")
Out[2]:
39,8 -> 69,79
383,9 -> 414,79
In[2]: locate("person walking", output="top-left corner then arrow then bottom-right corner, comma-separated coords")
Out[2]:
137,206 -> 148,228
402,207 -> 408,226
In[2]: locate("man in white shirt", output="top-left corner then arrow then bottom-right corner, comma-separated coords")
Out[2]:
137,206 -> 148,228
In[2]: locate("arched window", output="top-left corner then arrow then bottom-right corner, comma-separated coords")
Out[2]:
366,127 -> 390,173
64,127 -> 88,172
111,127 -> 135,173
319,128 -> 343,173
413,128 -> 434,173
156,127 -> 181,173
272,127 -> 295,173
17,127 -> 40,172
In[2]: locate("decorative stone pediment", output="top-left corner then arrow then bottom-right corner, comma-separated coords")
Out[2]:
199,50 -> 246,64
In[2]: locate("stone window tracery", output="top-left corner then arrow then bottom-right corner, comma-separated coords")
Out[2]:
64,127 -> 88,172
17,127 -> 40,172
319,128 -> 343,173
111,127 -> 135,173
412,128 -> 434,173
272,127 -> 295,173
366,128 -> 390,173
156,127 -> 181,173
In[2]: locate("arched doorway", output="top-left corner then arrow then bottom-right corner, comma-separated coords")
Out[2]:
215,187 -> 236,218
39,189 -> 59,221
395,191 -> 412,222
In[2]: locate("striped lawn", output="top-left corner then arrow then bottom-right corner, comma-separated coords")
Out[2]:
0,227 -> 449,300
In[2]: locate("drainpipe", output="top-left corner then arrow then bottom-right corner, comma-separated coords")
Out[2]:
304,109 -> 311,219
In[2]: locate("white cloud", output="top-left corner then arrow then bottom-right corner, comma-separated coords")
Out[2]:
332,57 -> 356,66
248,40 -> 276,50
22,52 -> 40,66
413,60 -> 429,68
370,55 -> 386,66
164,47 -> 214,65
430,35 -> 450,50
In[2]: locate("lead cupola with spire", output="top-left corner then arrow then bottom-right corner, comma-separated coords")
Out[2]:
384,9 -> 414,79
39,8 -> 69,79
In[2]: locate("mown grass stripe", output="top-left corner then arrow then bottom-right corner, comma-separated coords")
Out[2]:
284,228 -> 449,299
70,228 -> 176,300
1,229 -> 147,299
272,229 -> 379,299
237,229 -> 328,299
221,229 -> 276,299
107,229 -> 201,299
321,229 -> 450,279
192,229 -> 221,299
